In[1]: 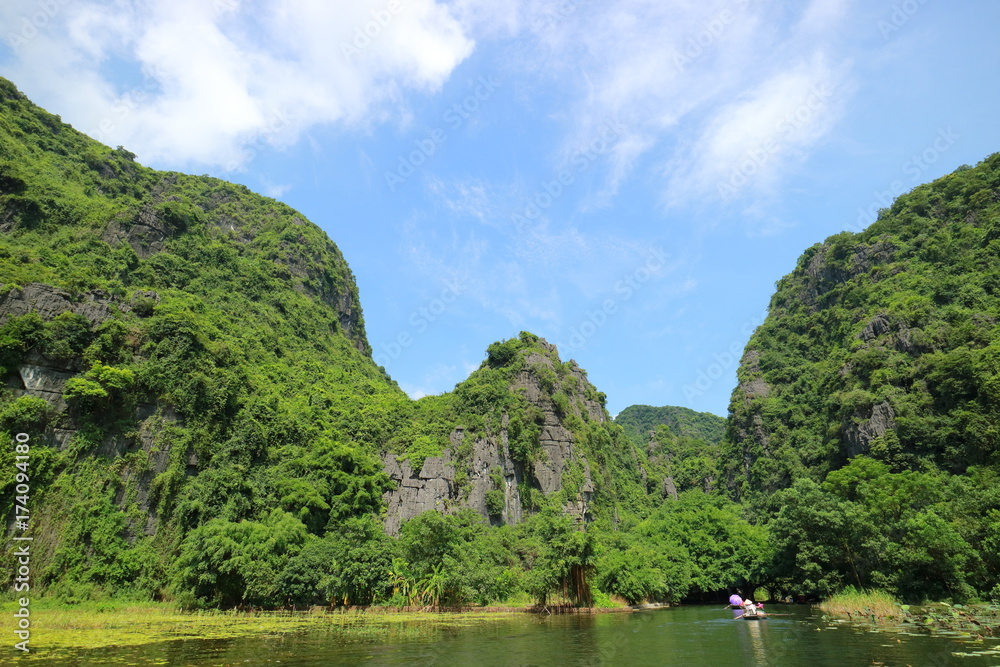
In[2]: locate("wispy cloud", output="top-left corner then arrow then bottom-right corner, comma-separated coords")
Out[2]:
414,172 -> 682,334
665,55 -> 851,207
462,0 -> 857,212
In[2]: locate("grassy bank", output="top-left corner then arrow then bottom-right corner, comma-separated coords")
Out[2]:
818,589 -> 1000,640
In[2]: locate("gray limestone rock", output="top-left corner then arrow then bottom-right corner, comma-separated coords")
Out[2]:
382,453 -> 456,535
844,400 -> 896,457
0,282 -> 126,327
381,337 -> 599,532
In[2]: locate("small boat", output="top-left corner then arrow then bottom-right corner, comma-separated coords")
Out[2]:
739,602 -> 767,620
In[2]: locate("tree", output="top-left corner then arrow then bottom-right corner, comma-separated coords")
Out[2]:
519,507 -> 595,606
172,509 -> 309,607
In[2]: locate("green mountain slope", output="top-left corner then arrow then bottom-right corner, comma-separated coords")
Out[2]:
724,153 -> 1000,500
720,155 -> 1000,601
0,76 -> 410,600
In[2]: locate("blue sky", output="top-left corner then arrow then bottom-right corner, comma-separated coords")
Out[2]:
3,0 -> 999,417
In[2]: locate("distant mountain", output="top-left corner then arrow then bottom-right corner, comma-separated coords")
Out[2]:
614,405 -> 727,497
615,404 -> 725,448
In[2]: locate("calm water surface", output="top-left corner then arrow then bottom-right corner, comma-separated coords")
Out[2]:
28,605 -> 1000,666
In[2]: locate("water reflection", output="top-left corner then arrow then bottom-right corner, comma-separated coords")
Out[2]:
21,605 -> 1000,666
736,613 -> 767,665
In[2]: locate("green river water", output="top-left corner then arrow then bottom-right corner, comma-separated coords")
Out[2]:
18,605 -> 1000,666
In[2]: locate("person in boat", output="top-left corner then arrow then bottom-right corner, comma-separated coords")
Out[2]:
729,593 -> 743,608
742,599 -> 758,617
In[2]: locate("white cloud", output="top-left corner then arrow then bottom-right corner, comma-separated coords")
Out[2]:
1,0 -> 474,170
2,0 -> 858,207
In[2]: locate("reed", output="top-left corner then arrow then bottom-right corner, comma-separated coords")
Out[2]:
818,587 -> 902,622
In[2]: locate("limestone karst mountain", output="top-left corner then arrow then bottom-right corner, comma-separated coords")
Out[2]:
722,153 -> 1000,502
0,77 -> 656,603
6,73 -> 997,607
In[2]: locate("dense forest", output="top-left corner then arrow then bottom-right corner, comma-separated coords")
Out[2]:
0,76 -> 998,608
725,152 -> 1000,601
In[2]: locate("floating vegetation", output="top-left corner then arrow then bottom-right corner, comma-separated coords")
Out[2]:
817,598 -> 1000,660
902,602 -> 1000,639
0,599 -> 524,653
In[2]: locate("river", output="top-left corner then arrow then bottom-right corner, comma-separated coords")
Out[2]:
25,605 -> 1000,665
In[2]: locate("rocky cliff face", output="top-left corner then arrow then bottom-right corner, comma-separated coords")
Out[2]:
382,338 -> 602,533
98,177 -> 368,353
0,282 -> 187,539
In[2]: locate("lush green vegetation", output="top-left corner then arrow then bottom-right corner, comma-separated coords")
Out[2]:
724,152 -> 1000,603
615,404 -> 725,448
613,405 -> 726,496
3,75 -> 997,611
0,74 -> 415,606
767,457 -> 1000,602
0,77 -> 766,610
817,587 -> 902,621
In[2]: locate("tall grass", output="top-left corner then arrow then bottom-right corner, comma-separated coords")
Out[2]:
818,587 -> 902,622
